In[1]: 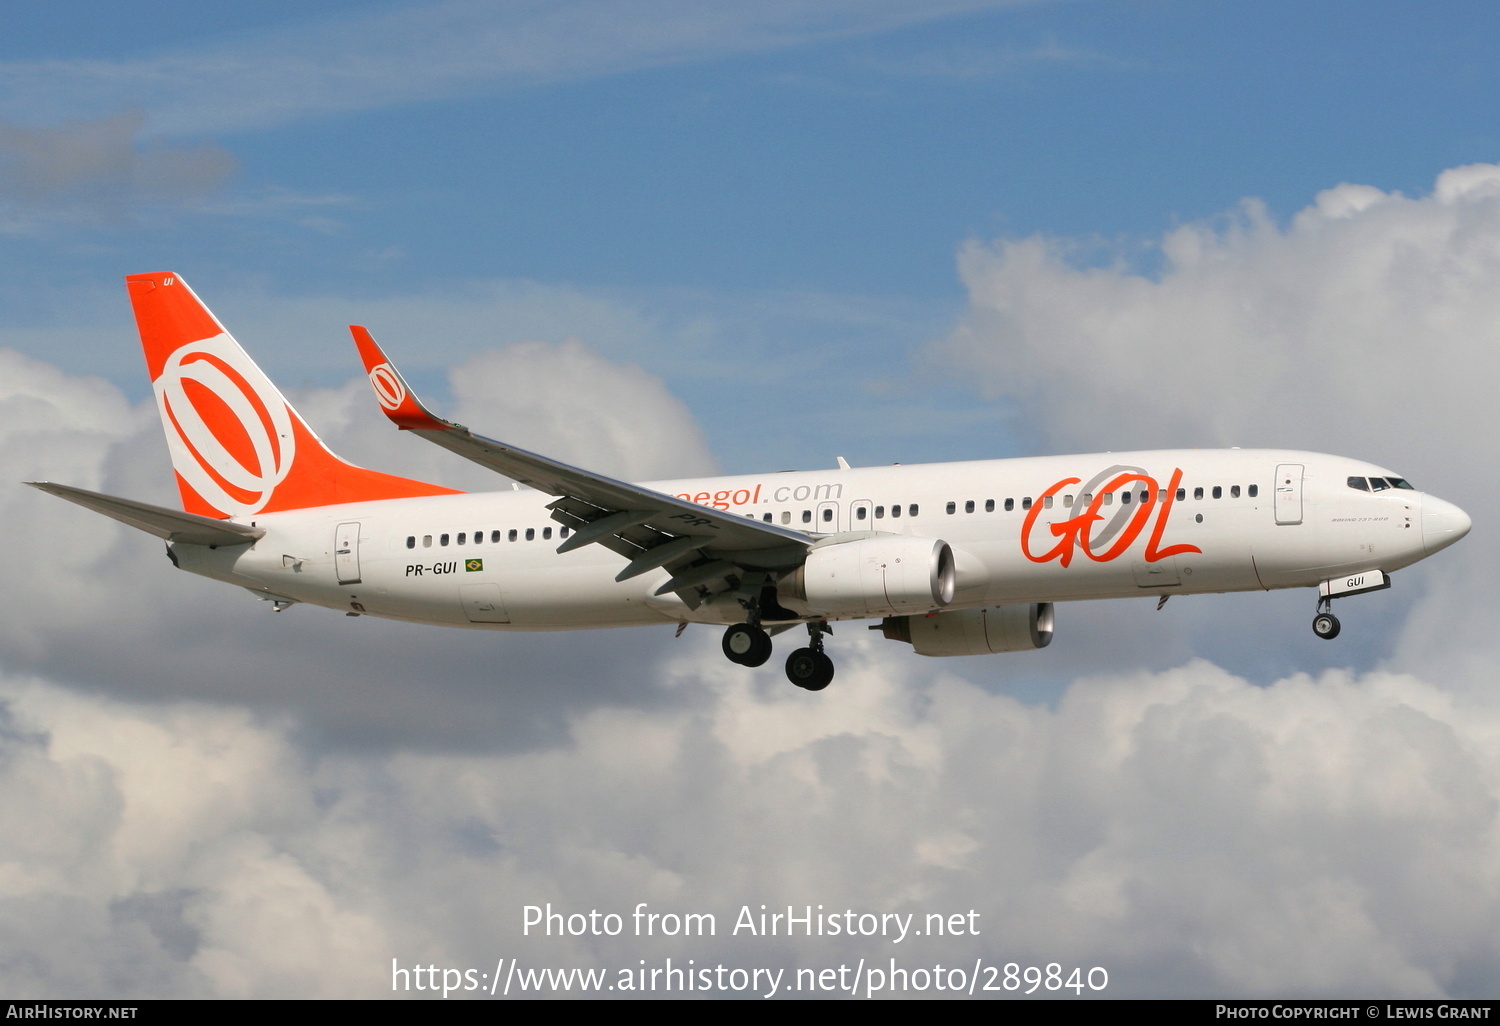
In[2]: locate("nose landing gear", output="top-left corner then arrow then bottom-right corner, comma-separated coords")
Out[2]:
1312,597 -> 1341,640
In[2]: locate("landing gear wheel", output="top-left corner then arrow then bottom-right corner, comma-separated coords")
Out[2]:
1312,612 -> 1341,640
785,647 -> 835,691
722,623 -> 772,667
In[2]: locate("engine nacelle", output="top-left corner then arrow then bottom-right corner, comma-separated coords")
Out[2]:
785,536 -> 955,617
878,603 -> 1054,657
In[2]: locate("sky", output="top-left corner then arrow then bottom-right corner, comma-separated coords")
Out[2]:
2,0 -> 1500,1000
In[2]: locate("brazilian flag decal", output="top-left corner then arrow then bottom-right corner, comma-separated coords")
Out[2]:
465,558 -> 483,572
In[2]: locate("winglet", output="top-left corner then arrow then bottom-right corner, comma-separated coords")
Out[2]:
350,325 -> 458,432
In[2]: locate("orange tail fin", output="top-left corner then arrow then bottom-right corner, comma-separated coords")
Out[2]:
126,272 -> 460,518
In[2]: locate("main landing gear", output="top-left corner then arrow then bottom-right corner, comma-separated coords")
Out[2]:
720,619 -> 836,691
722,622 -> 773,667
1312,596 -> 1341,640
784,621 -> 834,692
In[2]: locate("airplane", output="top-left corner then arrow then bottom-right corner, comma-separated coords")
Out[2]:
28,272 -> 1473,692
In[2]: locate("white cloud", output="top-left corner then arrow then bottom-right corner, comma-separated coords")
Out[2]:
3,646 -> 1500,997
936,164 -> 1500,488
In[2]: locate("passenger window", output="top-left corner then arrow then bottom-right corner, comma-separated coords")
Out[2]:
525,528 -> 535,541
1212,486 -> 1222,499
1121,490 -> 1132,505
1230,485 -> 1240,498
821,508 -> 833,523
440,533 -> 450,546
457,533 -> 466,545
1247,485 -> 1257,498
802,510 -> 812,524
1176,488 -> 1186,501
763,513 -> 772,522
559,527 -> 569,538
543,527 -> 552,539
406,536 -> 415,549
781,511 -> 790,524
908,504 -> 918,517
856,507 -> 867,521
1081,493 -> 1093,506
508,529 -> 517,542
1063,495 -> 1074,508
1022,497 -> 1032,510
985,499 -> 995,512
1103,493 -> 1112,506
946,501 -> 956,515
1005,498 -> 1014,512
423,535 -> 432,547
1043,496 -> 1054,509
875,506 -> 885,519
965,500 -> 975,513
892,505 -> 902,519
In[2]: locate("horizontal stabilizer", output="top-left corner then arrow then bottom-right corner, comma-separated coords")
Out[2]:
27,482 -> 265,547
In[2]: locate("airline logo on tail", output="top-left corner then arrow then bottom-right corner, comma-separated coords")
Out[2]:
154,333 -> 297,517
127,272 -> 461,518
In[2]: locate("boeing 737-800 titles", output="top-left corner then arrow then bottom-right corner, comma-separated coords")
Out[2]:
29,273 -> 1472,691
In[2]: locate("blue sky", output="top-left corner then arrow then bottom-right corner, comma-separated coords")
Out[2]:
5,0 -> 1500,1000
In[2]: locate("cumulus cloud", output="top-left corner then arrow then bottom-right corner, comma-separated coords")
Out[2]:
0,110 -> 234,229
937,164 -> 1500,485
4,646 -> 1500,997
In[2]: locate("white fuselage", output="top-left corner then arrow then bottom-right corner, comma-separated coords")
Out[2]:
170,448 -> 1462,630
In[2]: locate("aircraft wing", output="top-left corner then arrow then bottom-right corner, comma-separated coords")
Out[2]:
351,327 -> 811,604
27,482 -> 265,547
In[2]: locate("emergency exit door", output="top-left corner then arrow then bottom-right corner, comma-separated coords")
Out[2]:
1274,464 -> 1304,525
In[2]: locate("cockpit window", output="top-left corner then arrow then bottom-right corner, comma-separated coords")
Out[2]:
1347,477 -> 1369,491
1387,477 -> 1415,490
1368,477 -> 1390,492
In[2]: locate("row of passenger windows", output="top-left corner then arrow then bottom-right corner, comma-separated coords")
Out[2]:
938,484 -> 1259,515
1348,476 -> 1414,492
755,504 -> 921,525
406,526 -> 573,548
404,480 -> 1271,546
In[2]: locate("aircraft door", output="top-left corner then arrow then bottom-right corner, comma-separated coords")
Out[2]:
816,501 -> 841,532
335,521 -> 362,584
850,500 -> 872,530
1274,464 -> 1304,525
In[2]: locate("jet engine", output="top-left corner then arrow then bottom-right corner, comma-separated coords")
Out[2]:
783,536 -> 955,617
877,603 -> 1054,657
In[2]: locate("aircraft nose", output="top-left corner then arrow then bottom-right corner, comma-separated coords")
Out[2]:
1422,495 -> 1472,555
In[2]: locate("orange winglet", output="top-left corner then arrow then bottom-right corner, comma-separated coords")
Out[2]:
350,325 -> 456,432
